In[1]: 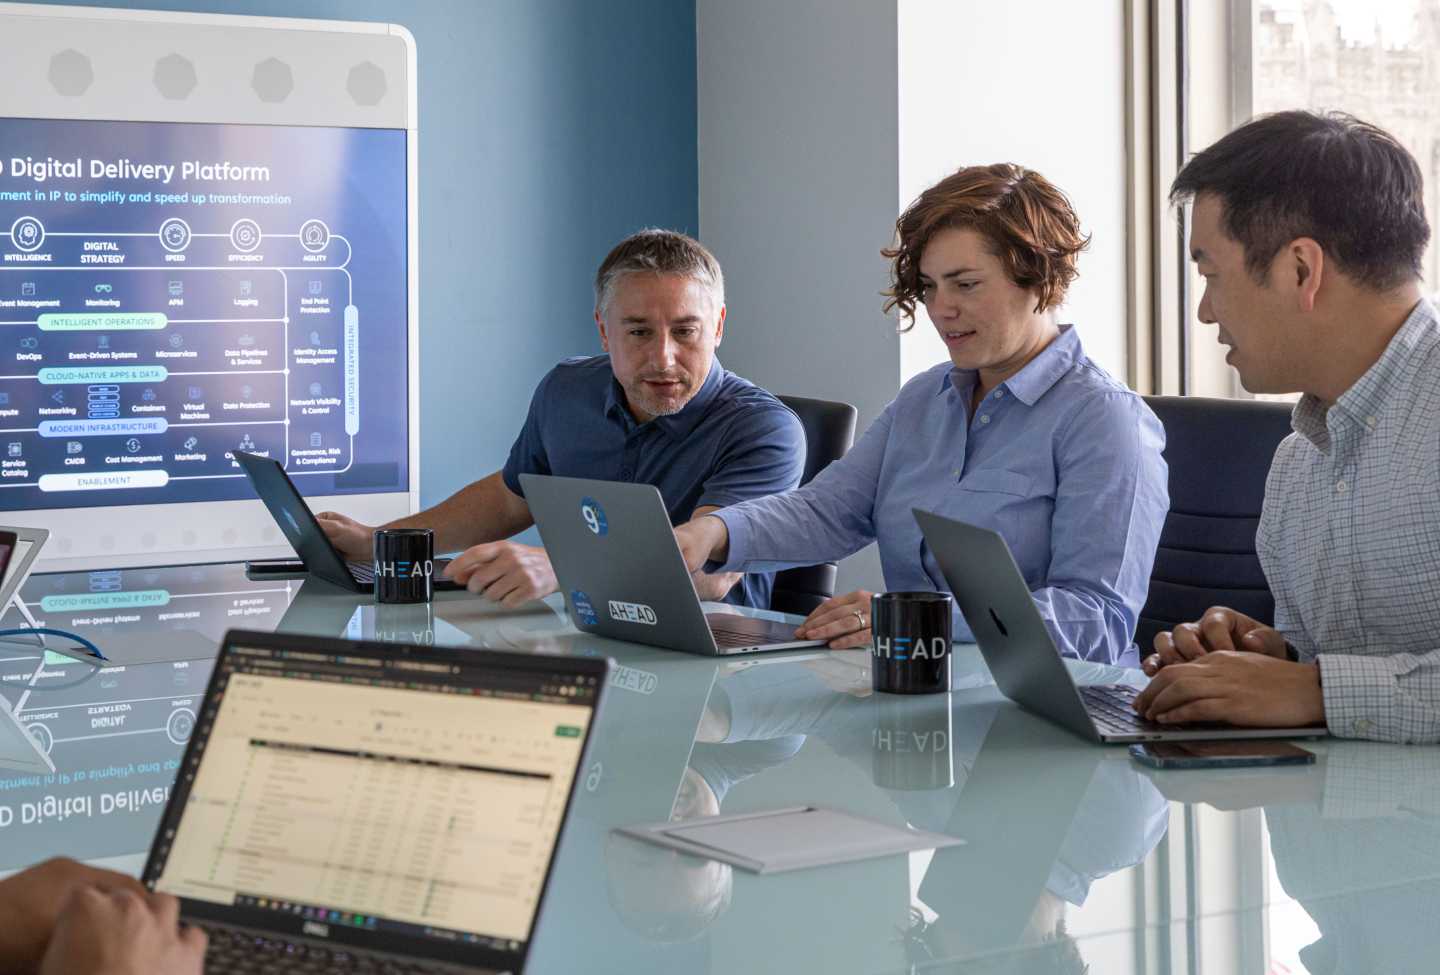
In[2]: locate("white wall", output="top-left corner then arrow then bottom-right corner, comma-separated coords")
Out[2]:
697,0 -> 1131,593
897,0 -> 1130,383
698,0 -> 900,592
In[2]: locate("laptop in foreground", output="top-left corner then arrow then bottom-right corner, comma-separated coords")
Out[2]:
144,629 -> 609,974
234,451 -> 461,593
521,474 -> 825,655
913,509 -> 1327,743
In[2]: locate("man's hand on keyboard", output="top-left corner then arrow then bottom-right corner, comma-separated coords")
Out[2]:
39,886 -> 206,975
0,857 -> 147,974
1133,651 -> 1323,728
1144,607 -> 1289,676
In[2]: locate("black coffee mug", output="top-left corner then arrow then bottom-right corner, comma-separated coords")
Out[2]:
870,591 -> 952,694
872,693 -> 954,790
373,528 -> 434,604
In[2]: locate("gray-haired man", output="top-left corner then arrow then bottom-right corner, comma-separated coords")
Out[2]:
319,229 -> 805,608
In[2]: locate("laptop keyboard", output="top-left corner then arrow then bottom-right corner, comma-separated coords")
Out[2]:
200,923 -> 454,973
1080,683 -> 1162,736
708,623 -> 771,649
706,613 -> 808,650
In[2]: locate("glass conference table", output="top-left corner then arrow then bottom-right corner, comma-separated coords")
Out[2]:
0,562 -> 1434,975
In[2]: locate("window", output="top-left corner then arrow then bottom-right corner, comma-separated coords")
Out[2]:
1170,0 -> 1439,397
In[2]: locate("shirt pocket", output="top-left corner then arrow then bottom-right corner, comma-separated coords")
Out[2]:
957,469 -> 1034,497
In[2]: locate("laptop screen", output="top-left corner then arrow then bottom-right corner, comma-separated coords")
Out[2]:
147,634 -> 603,966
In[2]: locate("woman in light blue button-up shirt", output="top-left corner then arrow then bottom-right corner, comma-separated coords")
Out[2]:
677,164 -> 1169,665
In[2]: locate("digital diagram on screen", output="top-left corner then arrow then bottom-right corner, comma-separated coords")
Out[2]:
0,118 -> 409,512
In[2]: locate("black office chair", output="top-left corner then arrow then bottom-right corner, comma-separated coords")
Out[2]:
1136,395 -> 1295,654
768,395 -> 859,615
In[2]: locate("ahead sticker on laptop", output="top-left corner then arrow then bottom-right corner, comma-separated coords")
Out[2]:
580,497 -> 608,536
608,600 -> 657,625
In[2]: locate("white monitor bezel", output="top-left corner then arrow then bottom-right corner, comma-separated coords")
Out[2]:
0,3 -> 420,571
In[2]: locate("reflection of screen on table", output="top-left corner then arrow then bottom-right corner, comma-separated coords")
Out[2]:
0,117 -> 408,512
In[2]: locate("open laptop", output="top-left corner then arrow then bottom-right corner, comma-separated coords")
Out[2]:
234,451 -> 461,593
144,629 -> 610,974
913,509 -> 1328,743
521,475 -> 826,656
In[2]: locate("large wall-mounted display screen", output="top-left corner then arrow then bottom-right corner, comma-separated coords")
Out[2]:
0,117 -> 408,513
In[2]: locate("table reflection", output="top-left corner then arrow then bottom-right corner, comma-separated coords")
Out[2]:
904,710 -> 1168,972
1265,744 -> 1440,975
589,655 -> 1171,974
0,655 -> 211,872
4,561 -> 295,665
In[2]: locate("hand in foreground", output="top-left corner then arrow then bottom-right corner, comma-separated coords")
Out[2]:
1133,651 -> 1324,728
673,516 -> 730,574
314,511 -> 376,561
0,857 -> 146,974
1144,606 -> 1288,676
39,887 -> 206,975
443,541 -> 557,606
795,590 -> 876,650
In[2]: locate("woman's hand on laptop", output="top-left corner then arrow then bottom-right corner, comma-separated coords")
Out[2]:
444,541 -> 557,606
315,510 -> 375,561
39,887 -> 206,975
795,590 -> 876,649
674,515 -> 730,573
1144,607 -> 1289,676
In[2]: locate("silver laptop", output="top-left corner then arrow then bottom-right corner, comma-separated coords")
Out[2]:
144,629 -> 609,974
913,508 -> 1328,743
521,475 -> 826,656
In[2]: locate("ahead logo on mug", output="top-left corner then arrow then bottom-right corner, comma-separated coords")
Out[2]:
872,635 -> 948,661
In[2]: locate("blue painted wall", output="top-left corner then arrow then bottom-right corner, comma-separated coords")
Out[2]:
16,0 -> 700,511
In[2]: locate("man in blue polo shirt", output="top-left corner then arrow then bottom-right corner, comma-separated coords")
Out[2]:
318,230 -> 804,608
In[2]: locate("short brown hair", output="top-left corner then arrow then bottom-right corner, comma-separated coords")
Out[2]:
883,163 -> 1089,326
594,229 -> 724,315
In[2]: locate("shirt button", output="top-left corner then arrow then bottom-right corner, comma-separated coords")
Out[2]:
1353,718 -> 1373,734
1335,479 -> 1347,494
993,389 -> 1005,399
1365,416 -> 1376,428
979,415 -> 991,425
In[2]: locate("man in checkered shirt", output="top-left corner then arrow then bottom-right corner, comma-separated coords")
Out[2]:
1135,111 -> 1440,744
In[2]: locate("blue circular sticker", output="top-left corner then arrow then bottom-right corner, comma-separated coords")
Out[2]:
571,589 -> 599,626
579,497 -> 608,536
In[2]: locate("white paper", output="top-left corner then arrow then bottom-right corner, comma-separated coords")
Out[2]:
619,805 -> 963,874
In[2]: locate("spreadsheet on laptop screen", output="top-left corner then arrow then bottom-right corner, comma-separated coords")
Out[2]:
153,645 -> 596,950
